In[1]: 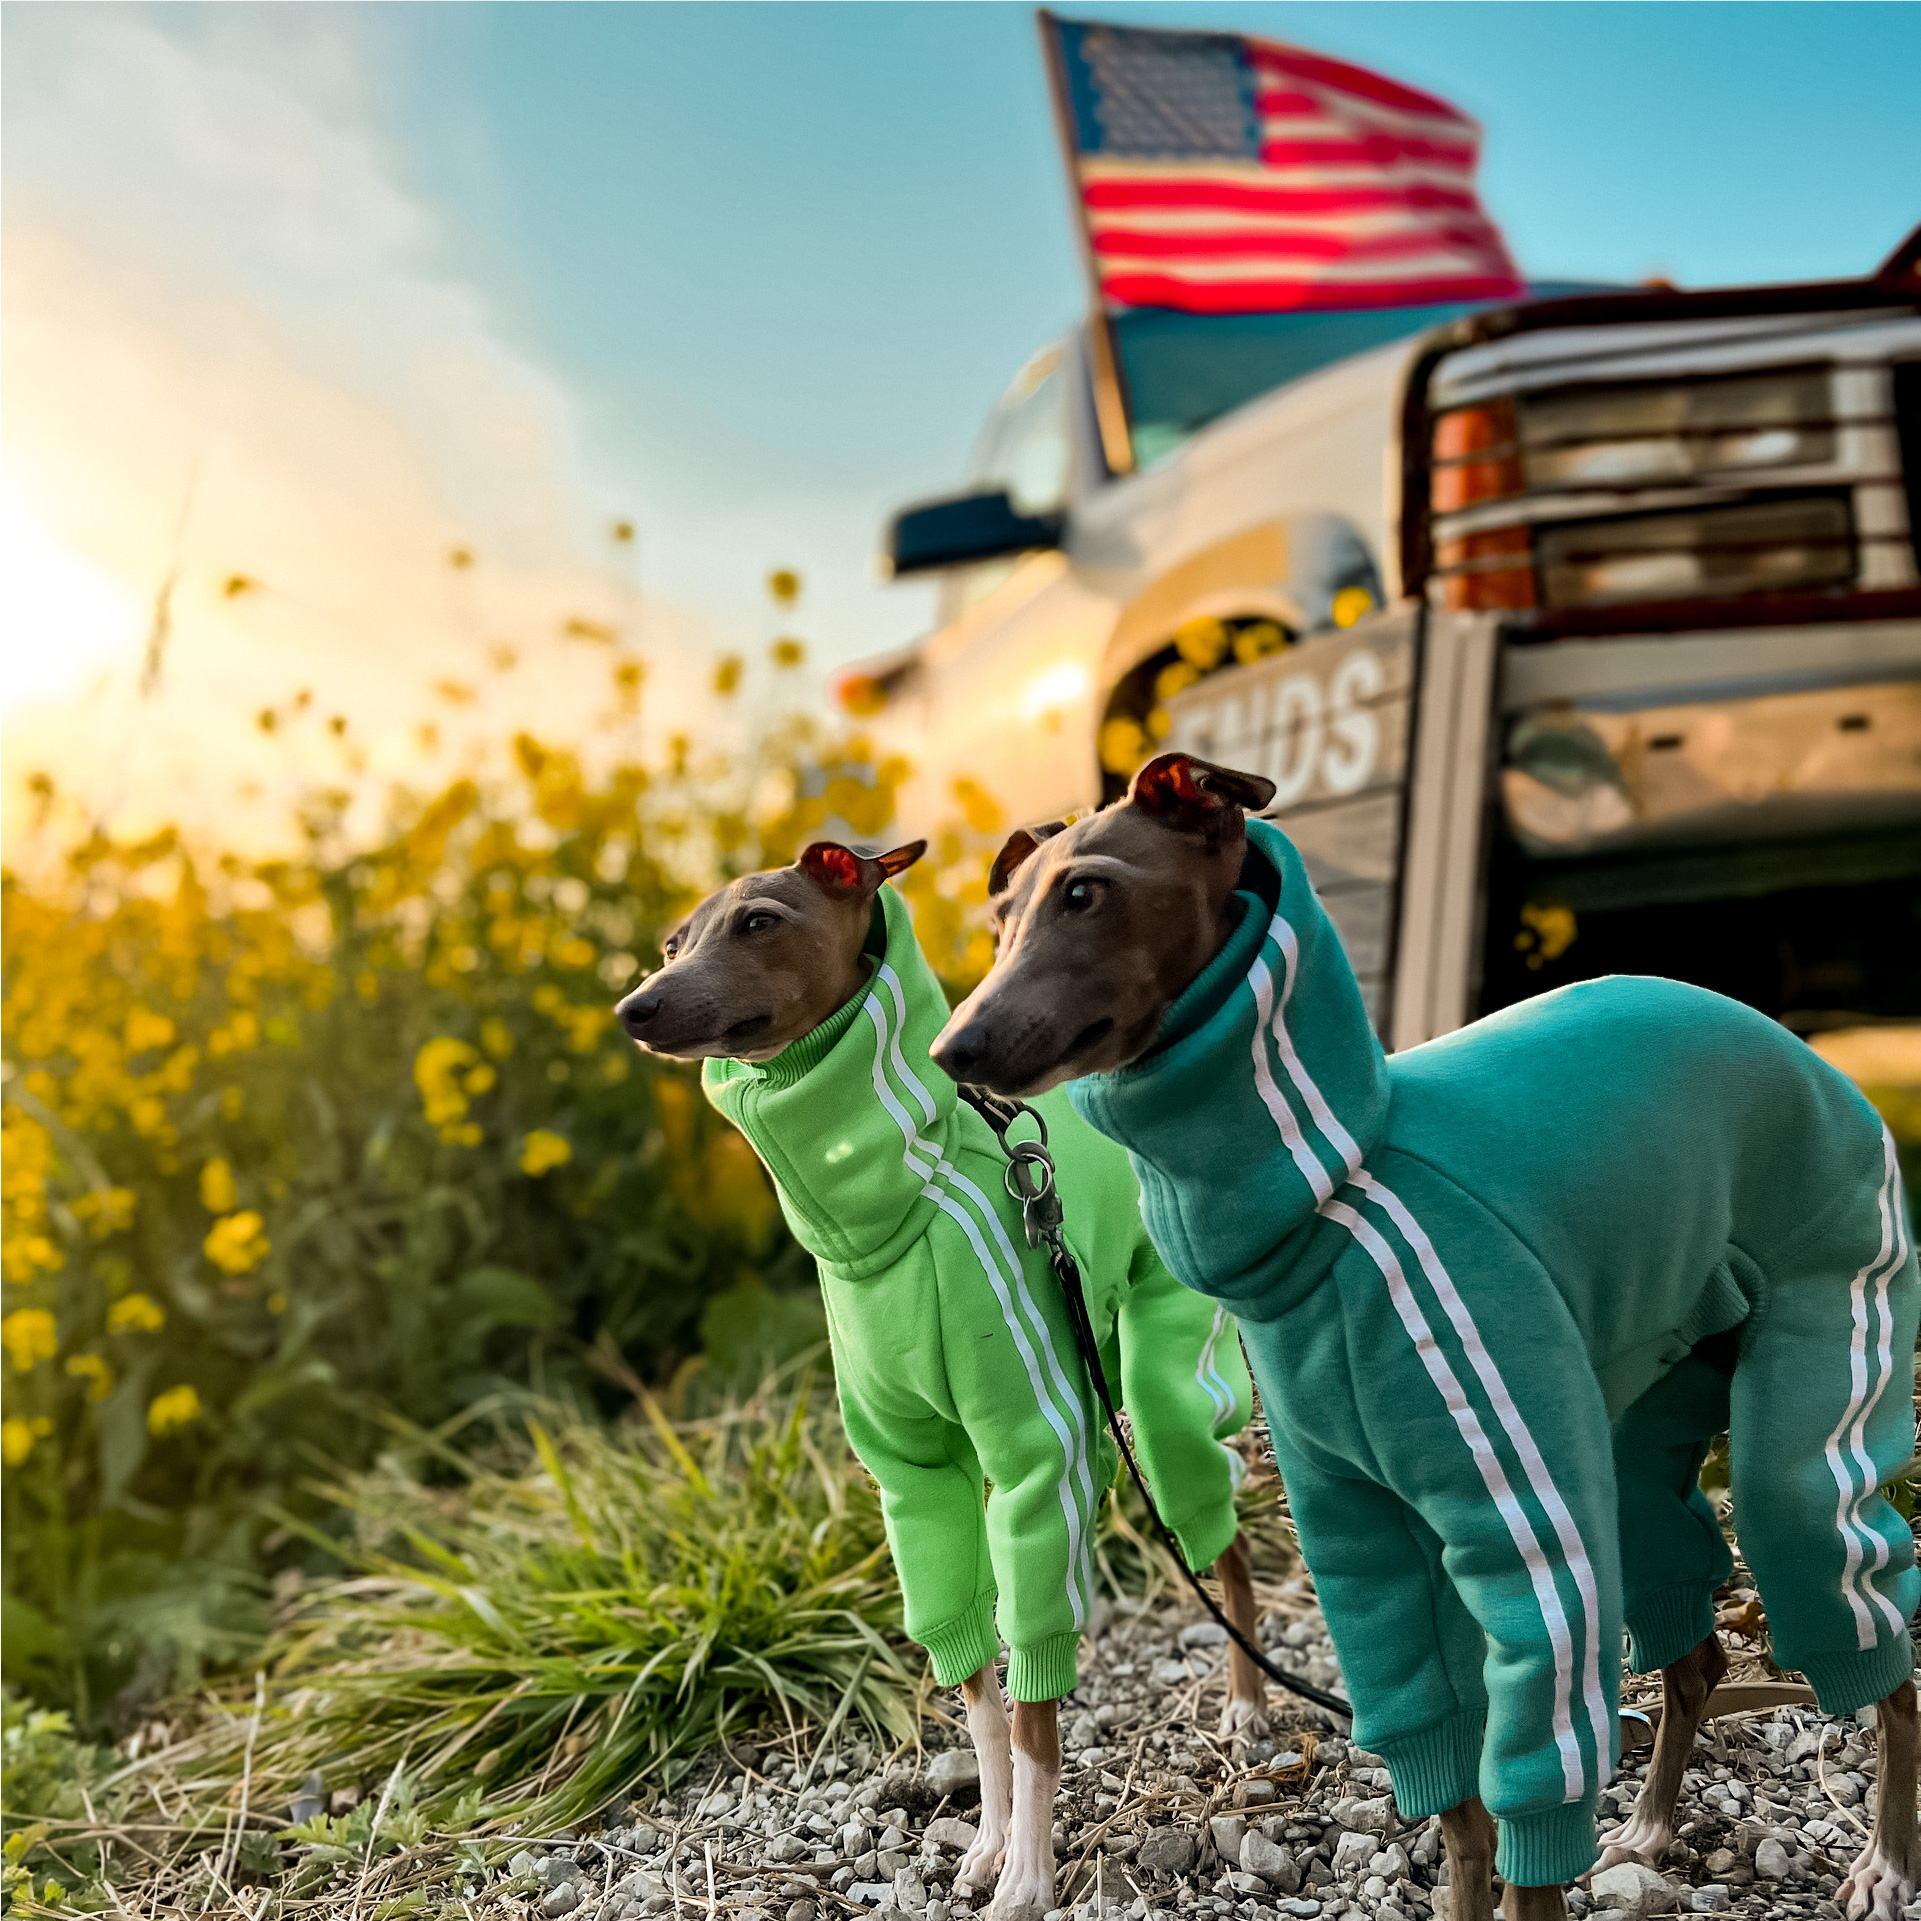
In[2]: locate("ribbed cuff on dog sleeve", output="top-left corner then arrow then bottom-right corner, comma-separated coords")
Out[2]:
919,1591 -> 999,1689
1169,1501 -> 1241,1576
1625,1581 -> 1719,1674
1796,1638 -> 1916,1717
1373,1709 -> 1485,1819
1006,1631 -> 1080,1704
1495,1801 -> 1598,1889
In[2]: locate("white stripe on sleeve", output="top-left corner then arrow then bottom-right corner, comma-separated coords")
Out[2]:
863,995 -> 1092,1630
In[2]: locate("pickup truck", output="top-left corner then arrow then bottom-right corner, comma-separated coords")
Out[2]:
847,232 -> 1921,1056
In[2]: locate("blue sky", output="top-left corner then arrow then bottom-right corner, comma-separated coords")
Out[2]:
382,1 -> 1920,530
4,2 -> 1918,836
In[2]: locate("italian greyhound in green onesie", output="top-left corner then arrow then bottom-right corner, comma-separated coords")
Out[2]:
616,837 -> 1262,1921
931,752 -> 1919,1921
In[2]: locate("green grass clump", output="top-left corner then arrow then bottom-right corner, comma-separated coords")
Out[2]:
242,1377 -> 921,1834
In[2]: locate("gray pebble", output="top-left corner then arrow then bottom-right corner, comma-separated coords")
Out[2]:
927,1750 -> 981,1797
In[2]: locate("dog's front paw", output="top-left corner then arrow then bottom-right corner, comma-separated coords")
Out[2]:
986,1829 -> 1055,1921
1593,1809 -> 1672,1870
1217,1695 -> 1270,1744
954,1829 -> 1007,1899
1839,1839 -> 1915,1920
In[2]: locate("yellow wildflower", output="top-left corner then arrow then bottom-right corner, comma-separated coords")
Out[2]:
1097,717 -> 1149,777
951,777 -> 1003,836
199,1157 -> 238,1213
146,1384 -> 202,1436
713,655 -> 744,697
1173,616 -> 1230,670
72,1187 -> 137,1239
519,1130 -> 573,1177
65,1353 -> 113,1402
414,1036 -> 481,1128
1153,659 -> 1201,704
1331,584 -> 1374,629
2,1416 -> 52,1466
3,1235 -> 64,1284
107,1293 -> 166,1335
204,1212 -> 269,1275
1,1308 -> 57,1372
479,1017 -> 514,1060
439,1122 -> 484,1148
124,1007 -> 177,1053
771,637 -> 806,669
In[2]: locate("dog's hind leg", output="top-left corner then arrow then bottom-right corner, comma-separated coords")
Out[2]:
1214,1531 -> 1270,1742
1501,1882 -> 1567,1918
1438,1799 -> 1568,1919
1596,1632 -> 1725,1868
954,1665 -> 1014,1899
989,1698 -> 1060,1921
1839,1678 -> 1918,1921
1439,1797 -> 1498,1921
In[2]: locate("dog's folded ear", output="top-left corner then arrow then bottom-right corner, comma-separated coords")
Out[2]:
988,820 -> 1067,897
876,841 -> 927,879
1128,753 -> 1276,834
798,840 -> 927,899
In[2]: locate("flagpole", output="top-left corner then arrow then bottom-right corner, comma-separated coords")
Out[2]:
1036,9 -> 1136,477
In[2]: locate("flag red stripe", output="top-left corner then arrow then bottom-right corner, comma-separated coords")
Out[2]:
1257,134 -> 1478,170
1091,223 -> 1506,263
1099,269 -> 1526,313
1245,41 -> 1475,124
1082,176 -> 1480,216
1253,88 -> 1325,118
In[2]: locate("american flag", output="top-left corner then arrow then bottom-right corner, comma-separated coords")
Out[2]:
1043,14 -> 1524,314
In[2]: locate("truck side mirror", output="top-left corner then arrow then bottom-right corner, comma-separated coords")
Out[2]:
882,489 -> 1064,578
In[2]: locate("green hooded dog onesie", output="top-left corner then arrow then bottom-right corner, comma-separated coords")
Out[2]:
704,883 -> 1252,1703
1068,817 -> 1918,1888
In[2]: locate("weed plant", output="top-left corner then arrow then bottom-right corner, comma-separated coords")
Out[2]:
0,1383 -> 1294,1918
250,1375 -> 918,1831
1,645 -> 1007,1728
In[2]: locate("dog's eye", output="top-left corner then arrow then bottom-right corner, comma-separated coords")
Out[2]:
662,938 -> 680,960
1061,878 -> 1100,914
740,911 -> 779,936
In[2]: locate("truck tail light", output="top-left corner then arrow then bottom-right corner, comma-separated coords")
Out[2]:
1434,525 -> 1535,611
1431,400 -> 1523,512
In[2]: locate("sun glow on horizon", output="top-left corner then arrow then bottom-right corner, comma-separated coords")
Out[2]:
0,463 -> 147,714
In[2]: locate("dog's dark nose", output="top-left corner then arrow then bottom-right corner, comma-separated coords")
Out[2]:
617,990 -> 661,1039
929,1021 -> 988,1082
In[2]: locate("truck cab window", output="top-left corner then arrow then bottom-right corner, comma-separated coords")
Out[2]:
939,345 -> 1071,623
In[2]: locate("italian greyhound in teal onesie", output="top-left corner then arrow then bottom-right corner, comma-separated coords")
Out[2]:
617,837 -> 1261,1921
932,752 -> 1919,1921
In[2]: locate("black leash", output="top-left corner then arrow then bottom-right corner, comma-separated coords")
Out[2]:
956,1084 -> 1352,1722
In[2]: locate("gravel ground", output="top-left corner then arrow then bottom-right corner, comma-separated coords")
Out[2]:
456,1579 -> 1921,1921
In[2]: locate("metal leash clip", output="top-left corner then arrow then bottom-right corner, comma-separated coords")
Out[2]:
957,1087 -> 1064,1250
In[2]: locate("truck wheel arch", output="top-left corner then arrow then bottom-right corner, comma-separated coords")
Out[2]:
1090,513 -> 1387,796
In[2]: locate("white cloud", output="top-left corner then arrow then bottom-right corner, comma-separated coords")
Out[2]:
0,7 -> 720,848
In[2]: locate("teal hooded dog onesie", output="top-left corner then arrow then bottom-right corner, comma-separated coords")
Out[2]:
704,883 -> 1252,1703
1069,817 -> 1918,1888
